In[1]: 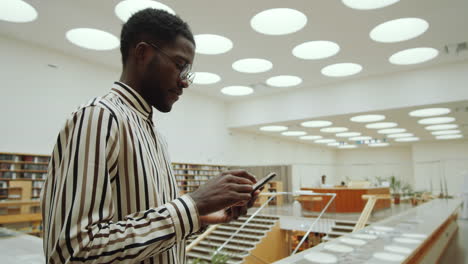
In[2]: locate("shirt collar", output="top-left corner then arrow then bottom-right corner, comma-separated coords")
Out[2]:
111,81 -> 153,120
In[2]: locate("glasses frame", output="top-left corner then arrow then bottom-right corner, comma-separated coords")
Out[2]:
146,42 -> 195,85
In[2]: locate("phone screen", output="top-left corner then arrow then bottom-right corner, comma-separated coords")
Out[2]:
252,172 -> 277,193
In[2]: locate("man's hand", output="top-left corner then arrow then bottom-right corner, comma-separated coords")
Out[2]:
188,170 -> 257,217
198,189 -> 261,225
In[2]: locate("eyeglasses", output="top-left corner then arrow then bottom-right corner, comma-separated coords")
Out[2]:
146,42 -> 195,85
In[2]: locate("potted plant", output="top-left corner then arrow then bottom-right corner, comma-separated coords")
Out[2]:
389,176 -> 402,205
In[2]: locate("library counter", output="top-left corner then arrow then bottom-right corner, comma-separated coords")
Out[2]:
300,187 -> 391,213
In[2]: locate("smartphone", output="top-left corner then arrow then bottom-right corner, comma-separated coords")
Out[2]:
252,172 -> 277,193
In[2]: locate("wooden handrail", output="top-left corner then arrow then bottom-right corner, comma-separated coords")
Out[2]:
186,224 -> 219,252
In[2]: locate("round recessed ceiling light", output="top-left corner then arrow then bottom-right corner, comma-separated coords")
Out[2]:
366,122 -> 398,129
282,131 -> 307,136
418,117 -> 455,125
342,0 -> 400,10
431,130 -> 461,136
370,18 -> 429,43
259,125 -> 288,132
115,0 -> 175,22
409,108 -> 450,117
232,58 -> 273,73
221,86 -> 253,96
369,142 -> 390,147
292,41 -> 340,60
390,47 -> 439,65
300,135 -> 323,140
378,128 -> 406,134
351,114 -> 386,123
339,145 -> 357,149
328,142 -> 341,146
395,137 -> 420,142
251,8 -> 307,35
66,28 -> 119,50
194,34 -> 233,55
425,124 -> 458,131
436,134 -> 463,140
0,0 -> 38,23
336,132 -> 361,138
349,136 -> 372,141
301,120 -> 333,128
321,127 -> 349,133
321,63 -> 362,77
387,133 -> 414,138
266,75 -> 302,87
193,72 -> 221,85
315,139 -> 337,144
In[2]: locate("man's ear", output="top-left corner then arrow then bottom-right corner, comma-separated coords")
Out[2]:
134,42 -> 153,66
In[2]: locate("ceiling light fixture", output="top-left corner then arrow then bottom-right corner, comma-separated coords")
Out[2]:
418,117 -> 455,125
259,126 -> 288,132
378,128 -> 406,134
342,0 -> 400,10
232,58 -> 273,73
320,127 -> 349,133
431,130 -> 461,136
425,124 -> 458,130
389,47 -> 439,65
351,114 -> 386,123
370,18 -> 429,43
221,86 -> 253,96
387,133 -> 414,138
436,134 -> 463,140
366,122 -> 398,129
193,72 -> 221,85
339,145 -> 357,149
328,142 -> 341,146
315,139 -> 337,144
395,137 -> 420,142
66,28 -> 119,50
251,8 -> 307,35
292,41 -> 340,60
369,142 -> 390,147
301,120 -> 333,128
0,0 -> 38,23
300,135 -> 323,140
266,75 -> 302,87
115,0 -> 175,22
282,131 -> 307,136
194,34 -> 233,55
349,136 -> 372,141
321,63 -> 362,77
409,108 -> 451,117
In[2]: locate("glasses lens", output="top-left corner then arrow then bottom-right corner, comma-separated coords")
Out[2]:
186,71 -> 195,85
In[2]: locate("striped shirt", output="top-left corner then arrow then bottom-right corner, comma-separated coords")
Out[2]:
41,81 -> 201,264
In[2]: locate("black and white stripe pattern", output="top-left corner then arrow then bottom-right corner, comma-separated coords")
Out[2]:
41,81 -> 201,263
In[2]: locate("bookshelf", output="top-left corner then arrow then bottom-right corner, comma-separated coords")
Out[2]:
172,162 -> 228,195
0,152 -> 49,202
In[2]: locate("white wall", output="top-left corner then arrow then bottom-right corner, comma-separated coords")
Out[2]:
335,147 -> 414,187
412,140 -> 468,195
0,35 -> 335,169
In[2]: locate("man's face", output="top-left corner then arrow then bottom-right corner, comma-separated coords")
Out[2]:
140,35 -> 195,113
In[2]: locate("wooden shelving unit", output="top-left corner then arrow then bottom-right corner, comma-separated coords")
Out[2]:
254,181 -> 283,207
172,162 -> 228,195
0,152 -> 49,202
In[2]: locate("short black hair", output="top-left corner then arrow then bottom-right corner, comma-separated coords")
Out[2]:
120,8 -> 195,66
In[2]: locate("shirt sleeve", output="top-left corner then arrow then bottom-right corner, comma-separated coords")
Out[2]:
41,105 -> 201,264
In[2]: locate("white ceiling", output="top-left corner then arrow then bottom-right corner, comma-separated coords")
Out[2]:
234,100 -> 468,148
1,0 -> 468,101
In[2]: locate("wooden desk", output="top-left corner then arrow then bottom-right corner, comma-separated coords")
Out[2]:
300,187 -> 391,213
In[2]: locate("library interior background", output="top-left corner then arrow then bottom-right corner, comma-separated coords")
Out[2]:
1,0 -> 468,263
